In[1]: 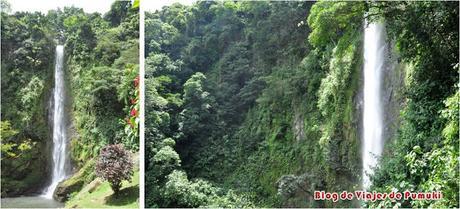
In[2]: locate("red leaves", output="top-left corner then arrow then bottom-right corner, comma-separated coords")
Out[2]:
123,72 -> 139,138
95,144 -> 134,194
130,98 -> 137,105
133,76 -> 140,88
130,108 -> 138,117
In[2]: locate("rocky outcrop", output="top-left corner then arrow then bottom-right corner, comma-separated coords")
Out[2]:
53,159 -> 95,202
86,178 -> 103,193
54,177 -> 84,202
0,141 -> 50,197
293,111 -> 305,141
0,76 -> 54,197
381,39 -> 406,150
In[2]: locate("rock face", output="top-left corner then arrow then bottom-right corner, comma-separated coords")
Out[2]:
86,178 -> 102,193
381,40 -> 406,147
53,159 -> 95,202
53,174 -> 84,202
0,87 -> 53,198
293,111 -> 305,141
0,141 -> 50,197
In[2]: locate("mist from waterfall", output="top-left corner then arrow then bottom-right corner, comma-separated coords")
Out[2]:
43,45 -> 69,198
362,21 -> 386,189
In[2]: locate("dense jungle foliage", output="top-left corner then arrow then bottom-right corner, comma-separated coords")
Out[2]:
367,2 -> 459,208
1,0 -> 139,201
145,1 -> 458,208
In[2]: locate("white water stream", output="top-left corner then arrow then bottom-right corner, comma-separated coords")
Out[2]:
362,21 -> 386,189
42,45 -> 69,198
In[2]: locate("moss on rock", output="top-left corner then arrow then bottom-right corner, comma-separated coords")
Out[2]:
53,159 -> 95,202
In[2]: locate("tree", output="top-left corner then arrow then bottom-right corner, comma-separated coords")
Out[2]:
104,1 -> 131,27
164,170 -> 217,207
95,144 -> 134,195
0,120 -> 34,159
179,72 -> 215,139
151,138 -> 181,179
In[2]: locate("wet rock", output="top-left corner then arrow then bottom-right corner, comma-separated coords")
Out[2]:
53,159 -> 96,202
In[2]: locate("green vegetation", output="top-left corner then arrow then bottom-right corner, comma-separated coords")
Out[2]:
367,2 -> 459,208
1,0 -> 139,207
65,170 -> 139,208
145,1 -> 458,208
1,0 -> 57,196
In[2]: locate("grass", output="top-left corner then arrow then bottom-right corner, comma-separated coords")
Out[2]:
65,170 -> 139,208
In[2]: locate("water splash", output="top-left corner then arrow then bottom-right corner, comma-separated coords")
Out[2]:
43,45 -> 69,198
362,21 -> 386,189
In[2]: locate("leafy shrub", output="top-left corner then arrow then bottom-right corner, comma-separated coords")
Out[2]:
0,120 -> 35,159
152,146 -> 181,178
119,67 -> 140,150
164,170 -> 217,207
206,190 -> 255,208
162,170 -> 256,208
95,144 -> 133,195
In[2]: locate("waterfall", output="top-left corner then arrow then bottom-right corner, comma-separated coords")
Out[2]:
362,21 -> 386,189
43,45 -> 69,198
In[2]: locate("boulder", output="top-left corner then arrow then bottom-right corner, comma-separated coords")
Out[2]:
53,159 -> 95,202
86,178 -> 102,193
53,175 -> 84,202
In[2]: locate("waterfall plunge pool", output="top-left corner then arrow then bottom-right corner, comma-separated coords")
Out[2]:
1,196 -> 64,208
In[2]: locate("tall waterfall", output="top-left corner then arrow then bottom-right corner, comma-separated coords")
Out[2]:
362,21 -> 386,189
43,45 -> 69,198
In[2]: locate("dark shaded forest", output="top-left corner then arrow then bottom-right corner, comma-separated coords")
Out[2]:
145,1 -> 458,208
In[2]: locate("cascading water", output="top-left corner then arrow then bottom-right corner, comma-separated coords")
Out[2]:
362,20 -> 386,189
43,45 -> 69,198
